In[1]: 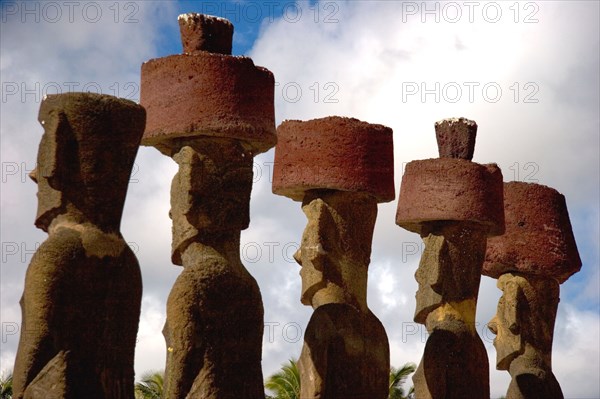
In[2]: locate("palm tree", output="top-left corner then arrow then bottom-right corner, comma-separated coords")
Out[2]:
388,362 -> 417,399
0,371 -> 12,399
134,371 -> 164,399
265,358 -> 300,399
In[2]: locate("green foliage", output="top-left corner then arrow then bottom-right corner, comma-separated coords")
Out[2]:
388,362 -> 417,399
135,371 -> 164,399
0,371 -> 12,399
264,358 -> 417,399
264,359 -> 300,399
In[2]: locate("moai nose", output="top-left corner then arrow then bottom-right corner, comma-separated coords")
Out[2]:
293,248 -> 302,266
29,168 -> 38,183
488,317 -> 499,335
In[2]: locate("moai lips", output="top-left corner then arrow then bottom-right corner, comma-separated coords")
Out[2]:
483,181 -> 581,283
396,117 -> 504,237
140,13 -> 276,155
273,116 -> 395,203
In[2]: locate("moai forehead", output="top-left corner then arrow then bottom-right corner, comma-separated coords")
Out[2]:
272,116 -> 395,203
140,14 -> 276,155
484,182 -> 581,283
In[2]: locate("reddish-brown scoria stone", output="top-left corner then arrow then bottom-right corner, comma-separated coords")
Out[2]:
272,116 -> 395,203
483,181 -> 581,283
395,158 -> 504,236
140,14 -> 276,155
434,117 -> 478,161
178,13 -> 233,55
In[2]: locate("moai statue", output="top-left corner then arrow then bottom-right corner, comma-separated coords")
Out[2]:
484,182 -> 581,399
12,93 -> 145,399
139,13 -> 276,398
272,116 -> 395,399
395,118 -> 505,399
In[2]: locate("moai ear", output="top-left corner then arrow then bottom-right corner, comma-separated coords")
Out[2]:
173,146 -> 200,218
301,197 -> 338,272
419,234 -> 447,294
503,280 -> 521,335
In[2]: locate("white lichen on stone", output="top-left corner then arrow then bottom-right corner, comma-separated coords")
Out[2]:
435,117 -> 477,126
178,13 -> 232,25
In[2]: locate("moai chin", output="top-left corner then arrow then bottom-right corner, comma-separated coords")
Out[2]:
139,13 -> 275,399
272,116 -> 395,399
483,182 -> 581,399
12,93 -> 145,399
395,117 -> 505,399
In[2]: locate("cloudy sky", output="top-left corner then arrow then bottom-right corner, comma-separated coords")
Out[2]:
1,1 -> 598,397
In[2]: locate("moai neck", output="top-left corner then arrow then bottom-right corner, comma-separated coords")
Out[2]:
510,343 -> 553,378
180,234 -> 246,273
425,298 -> 477,334
310,271 -> 369,314
46,205 -> 88,233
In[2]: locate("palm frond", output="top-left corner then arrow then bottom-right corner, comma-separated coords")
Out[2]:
135,370 -> 164,399
0,372 -> 13,399
265,359 -> 300,399
389,362 -> 417,399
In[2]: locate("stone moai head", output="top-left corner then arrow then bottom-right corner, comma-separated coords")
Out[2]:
32,93 -> 145,232
169,139 -> 253,264
489,273 -> 560,370
483,182 -> 581,370
396,118 -> 505,324
139,13 -> 276,265
294,190 -> 378,306
273,116 -> 395,307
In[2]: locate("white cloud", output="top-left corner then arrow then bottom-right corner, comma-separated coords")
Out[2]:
1,1 -> 598,397
0,0 -> 180,379
250,1 -> 599,396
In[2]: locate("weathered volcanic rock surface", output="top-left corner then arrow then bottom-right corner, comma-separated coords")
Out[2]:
483,181 -> 581,283
434,117 -> 478,160
140,13 -> 275,155
178,13 -> 233,55
140,54 -> 275,154
395,158 -> 504,236
272,116 -> 395,203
